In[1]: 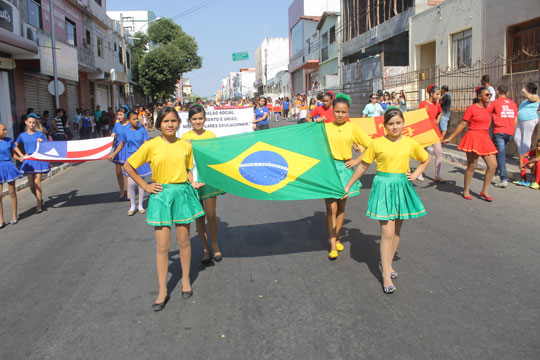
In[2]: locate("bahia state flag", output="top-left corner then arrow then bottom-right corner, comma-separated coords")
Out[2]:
192,122 -> 346,200
351,108 -> 441,148
26,137 -> 114,162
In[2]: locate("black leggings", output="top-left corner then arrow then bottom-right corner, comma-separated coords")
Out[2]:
283,109 -> 289,118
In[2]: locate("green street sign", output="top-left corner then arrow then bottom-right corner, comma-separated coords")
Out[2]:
232,52 -> 249,61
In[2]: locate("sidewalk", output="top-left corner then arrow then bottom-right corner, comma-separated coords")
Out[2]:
427,143 -> 522,181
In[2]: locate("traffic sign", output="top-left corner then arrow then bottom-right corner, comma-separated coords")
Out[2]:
232,52 -> 249,61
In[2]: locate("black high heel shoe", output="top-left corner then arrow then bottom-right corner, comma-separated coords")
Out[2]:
152,295 -> 170,311
182,290 -> 193,299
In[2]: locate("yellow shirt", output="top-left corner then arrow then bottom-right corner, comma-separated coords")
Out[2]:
325,121 -> 372,160
128,136 -> 193,184
361,136 -> 429,173
180,130 -> 216,141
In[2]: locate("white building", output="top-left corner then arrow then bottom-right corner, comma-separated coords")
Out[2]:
107,11 -> 157,35
254,37 -> 289,95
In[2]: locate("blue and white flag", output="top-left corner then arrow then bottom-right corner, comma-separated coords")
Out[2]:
26,137 -> 114,162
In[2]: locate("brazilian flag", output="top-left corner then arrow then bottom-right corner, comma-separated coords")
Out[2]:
192,122 -> 346,200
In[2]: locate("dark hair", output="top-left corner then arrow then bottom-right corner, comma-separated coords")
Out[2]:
427,85 -> 439,95
473,86 -> 487,104
258,97 -> 267,106
43,111 -> 49,116
441,85 -> 449,92
323,92 -> 333,100
188,104 -> 205,120
383,108 -> 404,125
497,85 -> 509,95
333,97 -> 350,108
126,111 -> 138,120
56,108 -> 64,115
155,106 -> 180,129
526,82 -> 537,94
316,92 -> 324,100
481,75 -> 490,83
117,107 -> 126,114
369,93 -> 377,100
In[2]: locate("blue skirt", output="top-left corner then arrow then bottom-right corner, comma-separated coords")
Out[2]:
122,162 -> 152,177
112,145 -> 129,164
0,160 -> 23,183
20,159 -> 50,174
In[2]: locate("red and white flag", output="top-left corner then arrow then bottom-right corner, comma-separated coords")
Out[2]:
26,137 -> 114,162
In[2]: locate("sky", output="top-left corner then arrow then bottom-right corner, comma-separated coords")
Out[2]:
108,0 -> 292,97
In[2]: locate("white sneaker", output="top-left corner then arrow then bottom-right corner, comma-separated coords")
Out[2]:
494,181 -> 508,188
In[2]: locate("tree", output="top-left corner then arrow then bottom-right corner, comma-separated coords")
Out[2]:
130,31 -> 148,84
138,18 -> 202,100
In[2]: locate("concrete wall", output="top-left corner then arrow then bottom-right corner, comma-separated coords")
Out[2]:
409,0 -> 483,70
484,0 -> 540,61
41,0 -> 84,47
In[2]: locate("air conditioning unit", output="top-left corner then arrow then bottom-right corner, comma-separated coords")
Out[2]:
23,24 -> 38,43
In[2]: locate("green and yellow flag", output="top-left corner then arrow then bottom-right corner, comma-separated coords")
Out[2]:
192,123 -> 346,200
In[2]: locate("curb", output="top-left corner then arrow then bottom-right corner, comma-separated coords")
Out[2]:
427,147 -> 522,181
2,162 -> 74,196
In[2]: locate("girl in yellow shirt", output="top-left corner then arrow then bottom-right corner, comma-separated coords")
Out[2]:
344,108 -> 431,294
316,94 -> 372,260
181,105 -> 225,264
124,107 -> 205,311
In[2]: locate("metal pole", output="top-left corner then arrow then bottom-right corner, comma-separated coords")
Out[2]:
49,0 -> 59,109
120,14 -> 129,105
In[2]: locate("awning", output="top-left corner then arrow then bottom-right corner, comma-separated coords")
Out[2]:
0,27 -> 38,58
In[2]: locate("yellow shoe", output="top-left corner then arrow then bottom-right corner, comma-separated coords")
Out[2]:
328,250 -> 338,260
336,242 -> 344,251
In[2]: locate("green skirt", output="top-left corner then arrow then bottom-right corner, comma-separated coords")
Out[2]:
197,183 -> 225,200
334,159 -> 361,199
146,183 -> 205,227
366,172 -> 426,220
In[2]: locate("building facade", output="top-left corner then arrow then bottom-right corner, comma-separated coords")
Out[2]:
254,37 -> 289,95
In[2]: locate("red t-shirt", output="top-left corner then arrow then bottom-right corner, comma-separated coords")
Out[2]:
310,105 -> 335,123
528,148 -> 539,158
419,100 -> 442,123
463,104 -> 492,130
490,98 -> 517,135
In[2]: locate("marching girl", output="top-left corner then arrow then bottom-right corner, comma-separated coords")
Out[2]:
0,123 -> 24,227
15,114 -> 50,213
124,107 -> 204,311
418,85 -> 444,182
253,97 -> 270,130
344,108 -> 431,294
315,94 -> 372,260
443,87 -> 497,201
110,108 -> 130,200
306,92 -> 335,123
181,105 -> 225,264
109,111 -> 151,215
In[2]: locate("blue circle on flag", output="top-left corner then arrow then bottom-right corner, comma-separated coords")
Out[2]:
239,151 -> 289,186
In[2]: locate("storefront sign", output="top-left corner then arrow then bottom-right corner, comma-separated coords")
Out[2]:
39,34 -> 79,81
0,57 -> 15,70
0,0 -> 13,32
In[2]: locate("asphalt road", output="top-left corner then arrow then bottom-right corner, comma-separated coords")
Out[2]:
1,120 -> 539,359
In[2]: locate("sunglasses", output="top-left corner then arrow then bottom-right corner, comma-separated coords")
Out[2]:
485,93 -> 492,97
371,97 -> 378,100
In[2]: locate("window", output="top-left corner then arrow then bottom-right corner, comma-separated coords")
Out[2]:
27,0 -> 42,28
508,18 -> 540,73
86,30 -> 91,45
329,26 -> 336,44
97,37 -> 103,58
119,46 -> 123,64
452,29 -> 472,68
321,33 -> 329,62
127,52 -> 131,69
95,0 -> 102,6
114,42 -> 117,51
306,39 -> 311,54
65,18 -> 76,46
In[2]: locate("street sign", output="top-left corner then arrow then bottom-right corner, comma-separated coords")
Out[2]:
232,52 -> 249,61
48,80 -> 65,96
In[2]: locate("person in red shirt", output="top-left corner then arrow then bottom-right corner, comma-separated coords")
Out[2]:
419,85 -> 444,182
306,92 -> 335,123
490,85 -> 518,188
518,139 -> 540,188
444,87 -> 497,201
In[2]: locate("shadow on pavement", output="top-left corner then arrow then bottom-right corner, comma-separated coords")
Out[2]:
44,190 -> 132,208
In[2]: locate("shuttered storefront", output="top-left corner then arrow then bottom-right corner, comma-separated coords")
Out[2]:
291,70 -> 304,95
66,81 -> 79,123
96,84 -> 110,110
23,73 -> 54,117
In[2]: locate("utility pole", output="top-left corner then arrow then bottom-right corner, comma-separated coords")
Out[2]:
49,0 -> 59,109
120,13 -> 129,104
264,47 -> 268,94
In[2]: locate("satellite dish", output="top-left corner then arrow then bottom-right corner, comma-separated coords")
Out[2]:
48,80 -> 65,96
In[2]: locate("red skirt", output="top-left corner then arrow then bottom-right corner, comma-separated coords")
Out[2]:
458,130 -> 498,156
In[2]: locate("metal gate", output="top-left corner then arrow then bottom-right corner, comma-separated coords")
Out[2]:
23,73 -> 54,117
66,82 -> 79,123
96,84 -> 110,110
